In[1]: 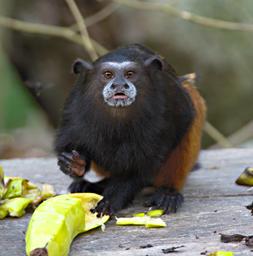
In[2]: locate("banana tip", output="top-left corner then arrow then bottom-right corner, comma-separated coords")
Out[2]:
30,248 -> 48,256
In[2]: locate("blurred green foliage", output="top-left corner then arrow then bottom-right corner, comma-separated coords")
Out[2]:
0,47 -> 39,131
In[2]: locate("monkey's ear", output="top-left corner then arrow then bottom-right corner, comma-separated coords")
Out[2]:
72,59 -> 93,74
144,55 -> 164,71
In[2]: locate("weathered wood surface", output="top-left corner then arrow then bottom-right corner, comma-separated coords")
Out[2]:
1,148 -> 253,256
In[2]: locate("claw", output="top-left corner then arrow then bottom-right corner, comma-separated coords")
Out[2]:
92,199 -> 115,217
145,188 -> 184,214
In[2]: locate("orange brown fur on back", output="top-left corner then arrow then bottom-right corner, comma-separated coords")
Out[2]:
154,75 -> 206,190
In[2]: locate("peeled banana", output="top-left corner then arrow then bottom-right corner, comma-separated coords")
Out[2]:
26,193 -> 109,256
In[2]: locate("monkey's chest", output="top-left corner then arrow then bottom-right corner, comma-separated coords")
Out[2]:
88,132 -> 171,177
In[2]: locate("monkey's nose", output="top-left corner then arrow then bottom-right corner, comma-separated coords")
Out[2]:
110,83 -> 129,91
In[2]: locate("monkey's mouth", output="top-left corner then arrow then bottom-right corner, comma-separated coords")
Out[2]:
112,92 -> 128,100
102,85 -> 137,108
103,91 -> 136,108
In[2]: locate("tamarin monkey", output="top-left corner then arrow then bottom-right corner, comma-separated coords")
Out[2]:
55,44 -> 206,216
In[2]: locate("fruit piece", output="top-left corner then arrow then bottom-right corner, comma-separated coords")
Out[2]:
145,218 -> 166,228
147,209 -> 164,217
208,251 -> 234,256
0,197 -> 32,217
0,166 -> 55,219
30,184 -> 55,206
4,178 -> 25,199
26,193 -> 109,256
235,167 -> 253,186
0,207 -> 8,219
133,212 -> 145,217
116,216 -> 166,228
116,216 -> 148,226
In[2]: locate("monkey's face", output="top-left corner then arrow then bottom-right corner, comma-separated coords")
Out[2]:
73,53 -> 166,110
99,62 -> 138,107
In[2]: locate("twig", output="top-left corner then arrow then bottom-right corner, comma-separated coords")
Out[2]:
65,0 -> 98,60
70,2 -> 119,30
204,122 -> 232,148
0,16 -> 107,55
222,120 -> 253,147
114,0 -> 253,32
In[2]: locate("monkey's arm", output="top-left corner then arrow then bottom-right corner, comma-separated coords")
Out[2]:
148,80 -> 206,213
55,121 -> 91,179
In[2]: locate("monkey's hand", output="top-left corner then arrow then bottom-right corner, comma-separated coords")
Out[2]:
91,177 -> 142,216
57,150 -> 86,178
144,187 -> 184,214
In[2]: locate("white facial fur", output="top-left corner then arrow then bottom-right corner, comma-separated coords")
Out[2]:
102,61 -> 137,107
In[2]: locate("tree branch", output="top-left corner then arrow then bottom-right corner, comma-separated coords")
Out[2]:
114,0 -> 253,32
0,16 -> 107,56
220,120 -> 253,147
65,0 -> 98,60
70,2 -> 119,30
204,122 -> 233,148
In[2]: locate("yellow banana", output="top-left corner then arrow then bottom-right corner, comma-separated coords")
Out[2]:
26,193 -> 109,256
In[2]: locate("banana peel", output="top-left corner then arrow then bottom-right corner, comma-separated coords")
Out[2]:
0,166 -> 55,219
1,197 -> 32,217
26,193 -> 109,256
235,167 -> 253,186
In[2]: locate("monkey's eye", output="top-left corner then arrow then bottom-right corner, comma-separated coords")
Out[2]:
125,71 -> 135,79
103,71 -> 114,79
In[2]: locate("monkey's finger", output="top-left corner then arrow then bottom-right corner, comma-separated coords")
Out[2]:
61,152 -> 74,161
57,159 -> 71,175
72,150 -> 84,161
144,191 -> 165,208
163,193 -> 184,214
58,155 -> 71,166
60,152 -> 86,167
92,199 -> 114,217
58,159 -> 80,178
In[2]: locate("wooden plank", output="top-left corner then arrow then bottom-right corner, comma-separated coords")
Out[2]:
1,148 -> 253,255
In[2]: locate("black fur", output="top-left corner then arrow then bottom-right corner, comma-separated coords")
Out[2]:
55,44 -> 195,215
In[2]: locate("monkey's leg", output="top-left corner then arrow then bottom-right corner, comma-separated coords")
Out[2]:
92,177 -> 144,216
147,83 -> 206,214
69,178 -> 109,194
